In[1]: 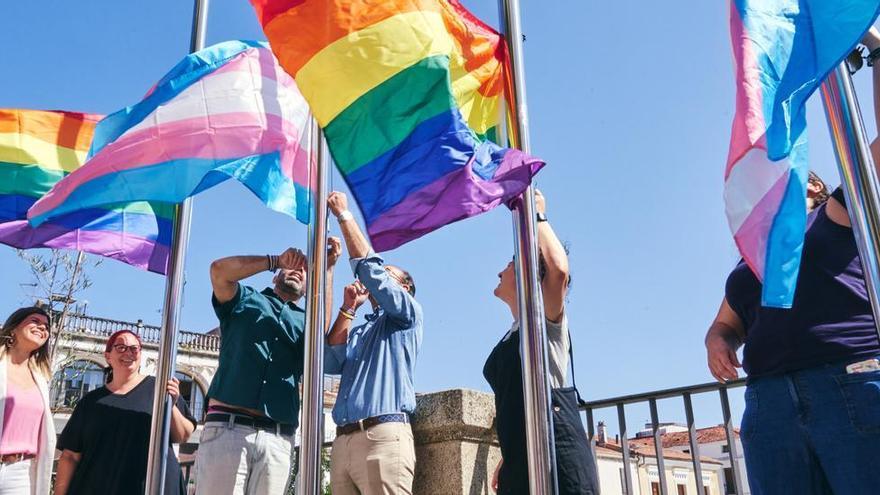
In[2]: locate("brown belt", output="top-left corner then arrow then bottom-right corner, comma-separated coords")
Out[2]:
336,413 -> 409,436
0,453 -> 35,464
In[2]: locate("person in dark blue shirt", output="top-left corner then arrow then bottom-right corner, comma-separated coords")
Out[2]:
705,28 -> 880,495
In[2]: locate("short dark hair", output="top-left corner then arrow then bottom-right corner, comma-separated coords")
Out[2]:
808,171 -> 831,206
400,269 -> 416,297
388,266 -> 416,297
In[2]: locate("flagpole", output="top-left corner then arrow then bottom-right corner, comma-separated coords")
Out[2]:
297,120 -> 330,494
144,1 -> 208,493
497,0 -> 557,493
820,62 -> 880,340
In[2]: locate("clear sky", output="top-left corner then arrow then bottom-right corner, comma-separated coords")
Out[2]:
2,1 -> 876,433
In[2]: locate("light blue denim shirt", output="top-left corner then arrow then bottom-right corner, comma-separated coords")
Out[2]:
325,252 -> 423,425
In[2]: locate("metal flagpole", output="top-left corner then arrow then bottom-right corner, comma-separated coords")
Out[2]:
144,1 -> 208,493
820,62 -> 880,340
297,120 -> 330,494
497,0 -> 557,493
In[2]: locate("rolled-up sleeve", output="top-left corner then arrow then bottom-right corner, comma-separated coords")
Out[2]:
350,252 -> 418,325
324,343 -> 347,374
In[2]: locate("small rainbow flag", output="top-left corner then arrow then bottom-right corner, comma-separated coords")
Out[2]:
726,0 -> 880,307
252,0 -> 545,251
0,109 -> 172,273
29,40 -> 313,230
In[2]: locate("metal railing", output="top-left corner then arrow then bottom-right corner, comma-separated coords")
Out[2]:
61,312 -> 220,352
581,379 -> 747,495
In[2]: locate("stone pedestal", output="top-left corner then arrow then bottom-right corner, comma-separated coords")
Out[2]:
411,389 -> 501,495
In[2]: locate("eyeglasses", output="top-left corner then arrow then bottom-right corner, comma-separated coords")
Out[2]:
113,344 -> 141,354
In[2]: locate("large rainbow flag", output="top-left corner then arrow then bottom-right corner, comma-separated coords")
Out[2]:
252,0 -> 545,251
29,40 -> 313,229
726,0 -> 880,308
0,109 -> 172,273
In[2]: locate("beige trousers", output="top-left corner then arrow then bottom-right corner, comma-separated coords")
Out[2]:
330,422 -> 416,495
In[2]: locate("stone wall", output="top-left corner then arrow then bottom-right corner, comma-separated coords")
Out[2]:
411,389 -> 501,495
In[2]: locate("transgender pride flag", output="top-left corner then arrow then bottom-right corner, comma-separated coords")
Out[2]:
29,40 -> 313,229
726,0 -> 880,308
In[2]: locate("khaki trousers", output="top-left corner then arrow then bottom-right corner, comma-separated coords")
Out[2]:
330,422 -> 415,495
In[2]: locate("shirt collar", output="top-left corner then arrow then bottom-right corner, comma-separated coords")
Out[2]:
261,287 -> 305,312
365,308 -> 381,322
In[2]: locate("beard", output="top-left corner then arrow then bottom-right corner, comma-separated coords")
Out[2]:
276,277 -> 305,300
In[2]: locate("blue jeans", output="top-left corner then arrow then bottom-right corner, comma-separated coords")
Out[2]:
741,358 -> 880,494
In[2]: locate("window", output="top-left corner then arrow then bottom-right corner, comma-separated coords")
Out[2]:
724,468 -> 736,494
704,485 -> 711,495
652,482 -> 661,495
619,467 -> 627,493
175,372 -> 206,422
722,444 -> 730,453
51,360 -> 104,409
677,485 -> 687,495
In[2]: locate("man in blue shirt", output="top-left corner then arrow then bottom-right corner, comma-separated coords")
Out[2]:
195,240 -> 341,495
325,191 -> 423,495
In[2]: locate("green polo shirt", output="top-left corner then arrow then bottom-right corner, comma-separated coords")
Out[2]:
207,284 -> 305,426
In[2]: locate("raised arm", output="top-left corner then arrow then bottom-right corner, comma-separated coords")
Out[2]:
327,191 -> 419,324
210,248 -> 308,303
327,281 -> 369,346
326,237 -> 343,332
534,190 -> 569,323
705,297 -> 746,382
328,191 -> 371,259
828,27 -> 880,227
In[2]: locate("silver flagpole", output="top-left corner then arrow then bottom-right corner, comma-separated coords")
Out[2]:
144,1 -> 208,493
497,0 -> 557,493
820,62 -> 880,340
297,120 -> 330,494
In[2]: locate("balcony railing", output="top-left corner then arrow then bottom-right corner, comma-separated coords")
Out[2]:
60,312 -> 221,353
581,378 -> 747,495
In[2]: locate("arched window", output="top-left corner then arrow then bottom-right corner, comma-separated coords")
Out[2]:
175,372 -> 206,422
51,360 -> 104,410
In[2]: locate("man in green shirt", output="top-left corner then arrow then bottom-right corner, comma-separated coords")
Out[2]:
195,240 -> 341,495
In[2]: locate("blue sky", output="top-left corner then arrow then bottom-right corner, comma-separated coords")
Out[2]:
2,1 -> 875,433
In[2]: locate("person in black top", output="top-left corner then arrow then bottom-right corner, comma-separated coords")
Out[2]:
54,330 -> 197,495
484,190 -> 598,494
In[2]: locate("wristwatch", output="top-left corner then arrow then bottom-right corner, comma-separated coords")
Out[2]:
536,212 -> 548,223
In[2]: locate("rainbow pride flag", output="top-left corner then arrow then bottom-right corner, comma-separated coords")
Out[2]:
726,0 -> 880,307
252,0 -> 545,251
0,109 -> 172,273
29,40 -> 313,230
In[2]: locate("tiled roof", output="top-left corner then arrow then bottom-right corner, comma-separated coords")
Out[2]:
596,440 -> 722,465
629,425 -> 740,448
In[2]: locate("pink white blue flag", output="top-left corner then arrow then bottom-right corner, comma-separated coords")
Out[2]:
29,40 -> 313,229
726,0 -> 880,307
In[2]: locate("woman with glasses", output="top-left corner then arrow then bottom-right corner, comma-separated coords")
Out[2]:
0,306 -> 55,495
54,330 -> 196,495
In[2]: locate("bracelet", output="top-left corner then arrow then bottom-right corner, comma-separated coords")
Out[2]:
338,210 -> 354,222
266,254 -> 279,272
867,46 -> 880,67
536,212 -> 548,223
339,307 -> 356,320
